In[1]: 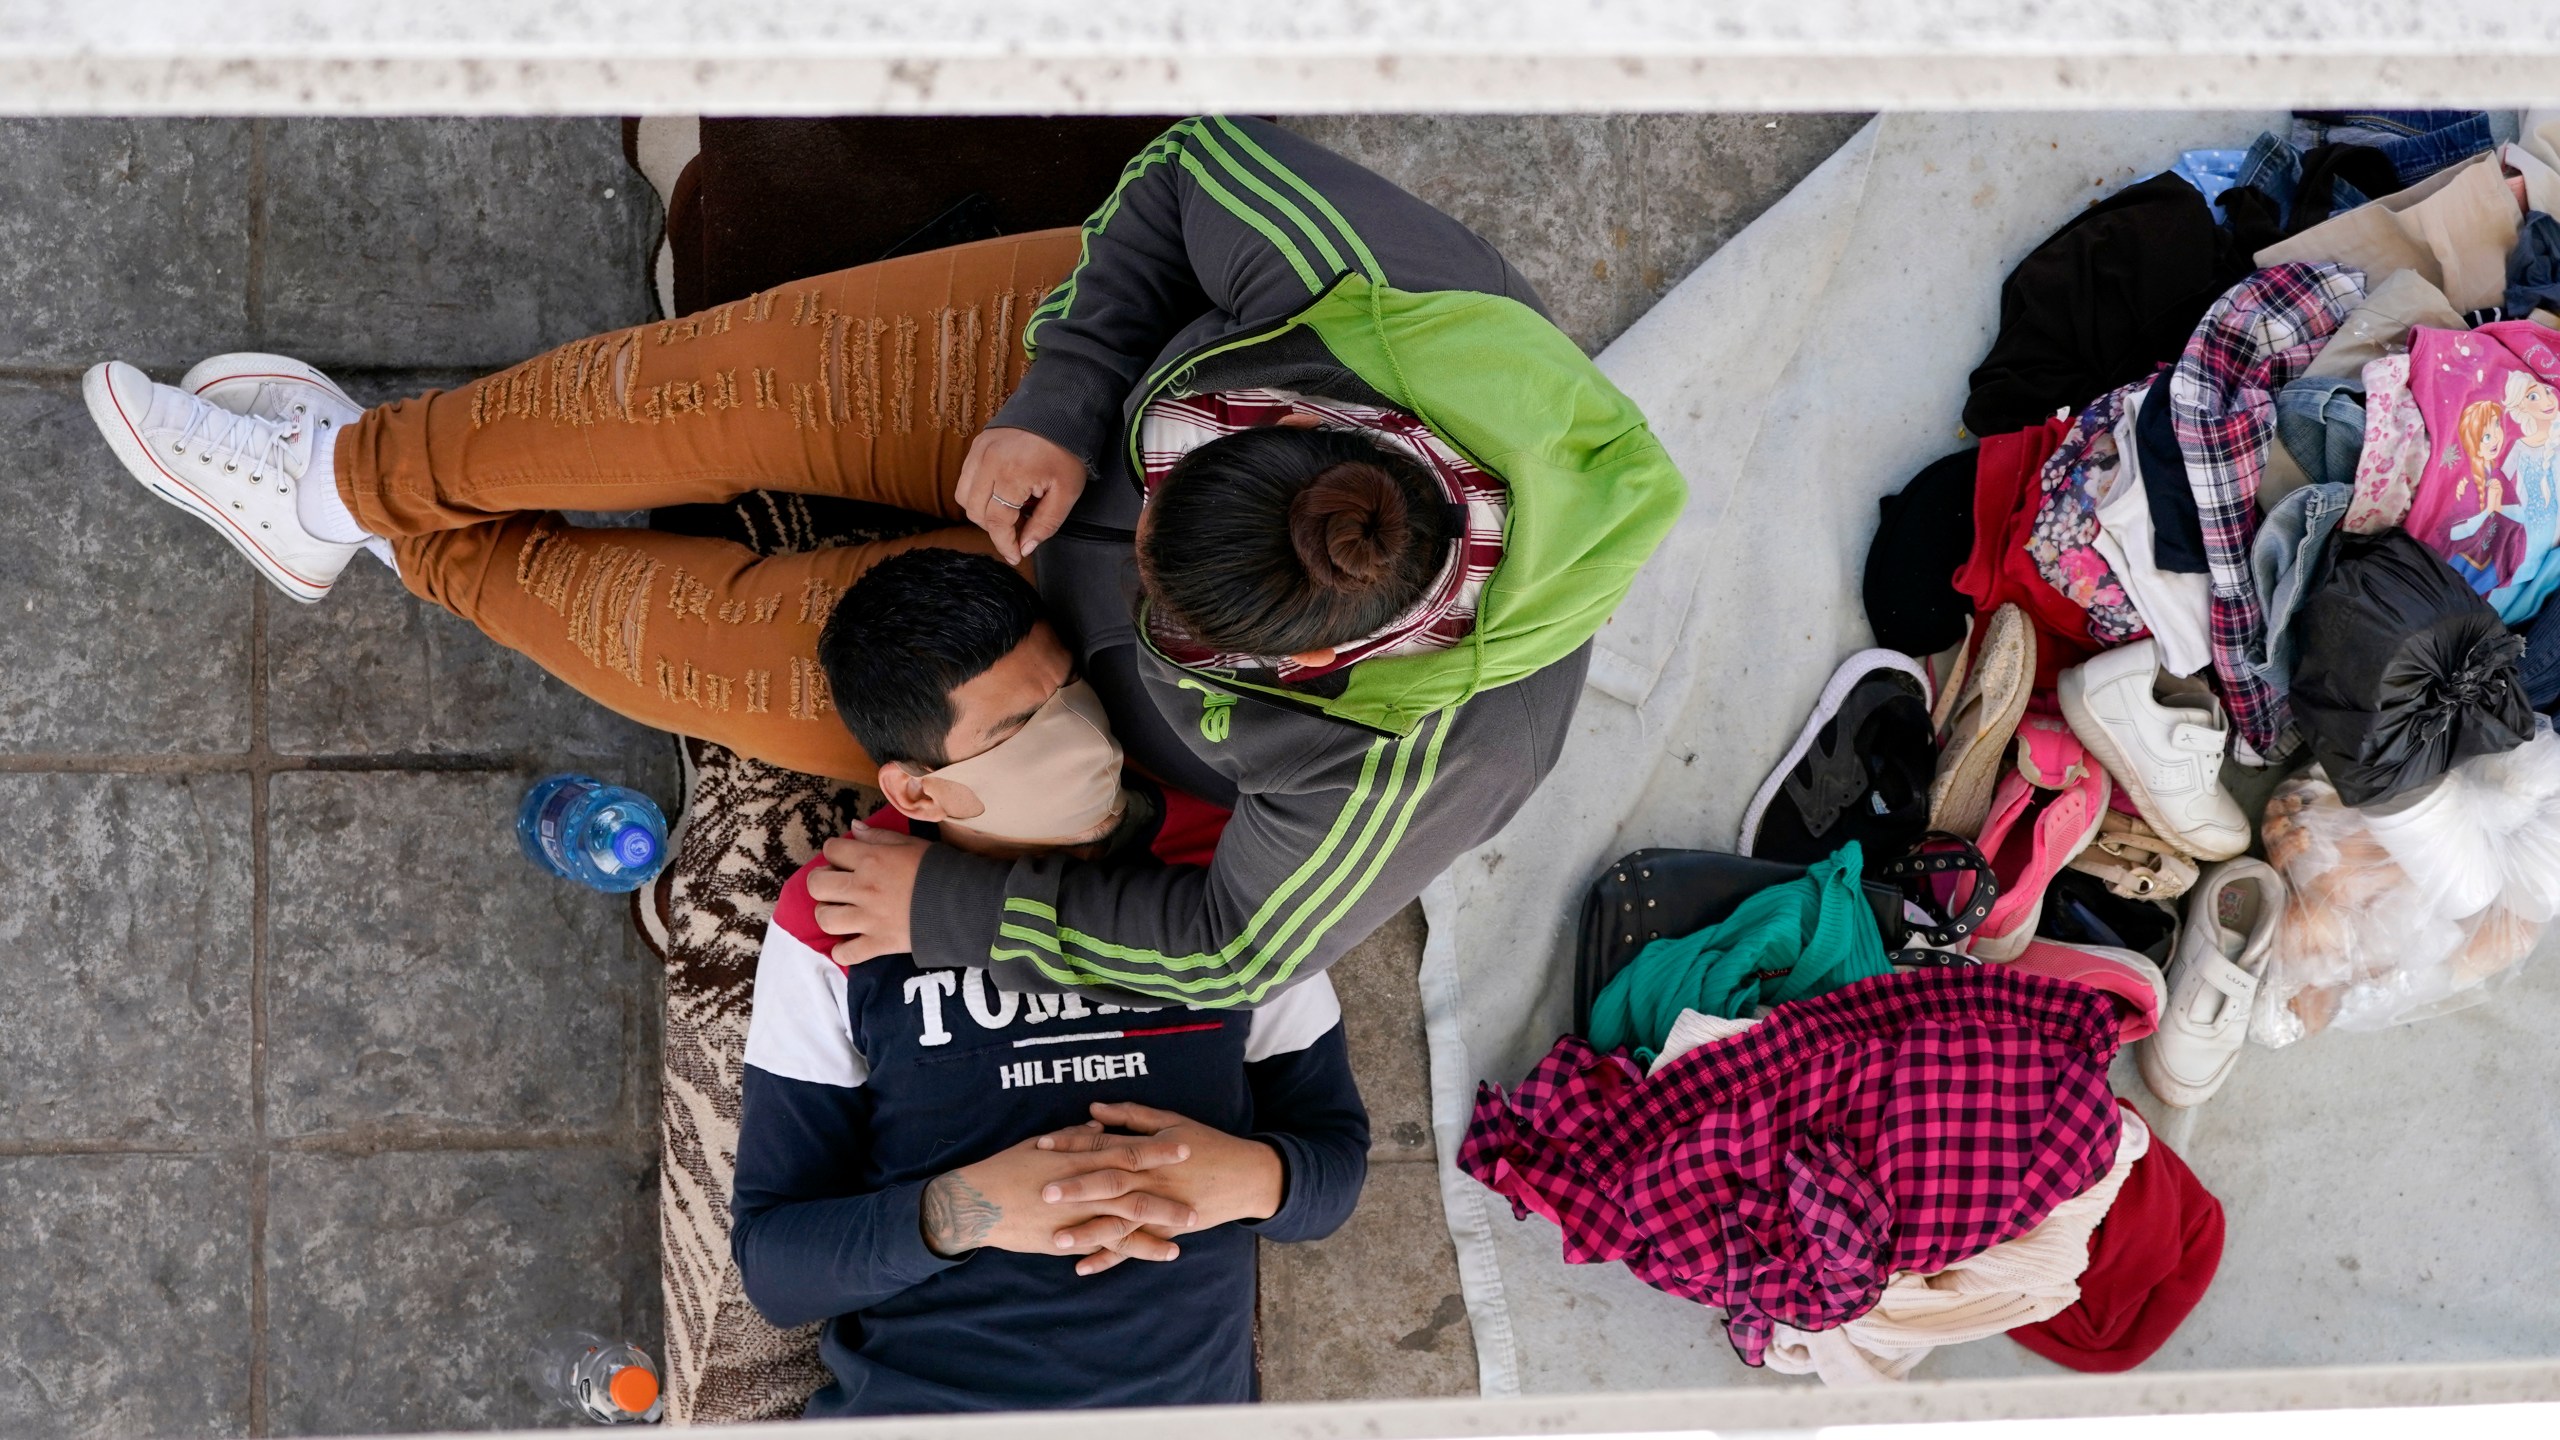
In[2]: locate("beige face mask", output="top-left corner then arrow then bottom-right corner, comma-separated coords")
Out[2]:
916,680 -> 1125,844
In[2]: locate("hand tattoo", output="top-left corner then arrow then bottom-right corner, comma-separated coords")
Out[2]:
922,1171 -> 1002,1257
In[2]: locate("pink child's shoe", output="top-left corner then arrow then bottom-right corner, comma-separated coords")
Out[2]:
2008,938 -> 2169,1041
1969,714 -> 2113,961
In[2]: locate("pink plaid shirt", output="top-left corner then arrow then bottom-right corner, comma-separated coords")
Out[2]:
1139,389 -> 1507,680
1458,969 -> 2124,1365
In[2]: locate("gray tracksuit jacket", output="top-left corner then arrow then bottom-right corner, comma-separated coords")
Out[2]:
907,117 -> 1685,1007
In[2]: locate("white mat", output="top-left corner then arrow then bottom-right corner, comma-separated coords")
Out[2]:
1420,109 -> 2560,1395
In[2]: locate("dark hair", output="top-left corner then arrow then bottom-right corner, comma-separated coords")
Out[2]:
1139,426 -> 1456,656
817,548 -> 1043,766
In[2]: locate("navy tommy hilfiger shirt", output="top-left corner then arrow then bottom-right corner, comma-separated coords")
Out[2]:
731,843 -> 1369,1417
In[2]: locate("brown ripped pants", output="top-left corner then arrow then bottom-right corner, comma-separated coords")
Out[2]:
332,230 -> 1082,784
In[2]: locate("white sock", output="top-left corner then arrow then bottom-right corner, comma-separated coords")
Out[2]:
295,425 -> 376,546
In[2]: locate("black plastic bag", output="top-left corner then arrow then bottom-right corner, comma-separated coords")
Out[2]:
2290,530 -> 2533,807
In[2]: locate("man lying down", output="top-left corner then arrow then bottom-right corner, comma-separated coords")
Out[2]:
732,548 -> 1368,1417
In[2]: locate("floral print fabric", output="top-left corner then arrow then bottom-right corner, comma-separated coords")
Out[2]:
2027,378 -> 2153,644
2345,353 -> 2430,534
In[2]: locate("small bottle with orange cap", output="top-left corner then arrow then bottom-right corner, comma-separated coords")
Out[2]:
527,1329 -> 665,1424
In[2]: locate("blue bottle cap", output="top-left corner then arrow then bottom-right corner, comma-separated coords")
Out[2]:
610,823 -> 661,872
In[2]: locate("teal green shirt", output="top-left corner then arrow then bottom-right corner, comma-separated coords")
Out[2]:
1586,843 -> 1891,1061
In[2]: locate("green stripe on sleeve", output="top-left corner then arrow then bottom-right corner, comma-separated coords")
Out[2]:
1210,116 -> 1384,282
1037,724 -> 1416,986
985,710 -> 1453,1005
991,729 -> 1395,980
1242,708 -> 1455,1002
1177,119 -> 1348,279
1021,132 -> 1184,355
989,936 -> 1083,990
1202,716 -> 1427,995
1172,151 -> 1321,294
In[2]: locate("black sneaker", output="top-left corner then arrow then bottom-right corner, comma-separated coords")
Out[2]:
1739,650 -> 1937,865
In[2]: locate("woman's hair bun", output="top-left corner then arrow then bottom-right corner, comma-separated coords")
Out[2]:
1287,462 -> 1410,593
1138,425 -> 1455,656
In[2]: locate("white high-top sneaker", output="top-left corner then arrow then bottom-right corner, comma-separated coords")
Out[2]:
83,361 -> 361,602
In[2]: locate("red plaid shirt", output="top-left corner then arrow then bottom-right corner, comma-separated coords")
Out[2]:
1139,389 -> 1507,680
1458,969 -> 2123,1365
2168,261 -> 2363,756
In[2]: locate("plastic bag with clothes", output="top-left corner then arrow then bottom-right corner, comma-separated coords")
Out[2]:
2254,725 -> 2560,1047
2288,530 -> 2533,808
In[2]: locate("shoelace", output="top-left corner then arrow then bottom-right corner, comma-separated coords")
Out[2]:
170,401 -> 300,486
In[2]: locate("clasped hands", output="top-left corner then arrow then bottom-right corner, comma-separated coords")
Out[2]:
921,1102 -> 1283,1277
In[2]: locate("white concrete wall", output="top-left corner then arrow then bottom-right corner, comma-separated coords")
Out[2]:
389,1359 -> 2560,1439
8,0 -> 2560,114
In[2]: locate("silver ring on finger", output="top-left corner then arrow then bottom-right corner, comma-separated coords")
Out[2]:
991,492 -> 1026,511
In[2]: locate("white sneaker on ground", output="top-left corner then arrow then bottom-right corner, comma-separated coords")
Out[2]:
82,360 -> 361,602
2057,638 -> 2251,861
2138,857 -> 2286,1107
178,352 -> 390,565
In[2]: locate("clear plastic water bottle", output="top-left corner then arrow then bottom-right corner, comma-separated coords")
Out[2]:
526,1328 -> 664,1424
517,775 -> 669,894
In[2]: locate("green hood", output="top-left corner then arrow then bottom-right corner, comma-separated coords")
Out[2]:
1171,273 -> 1687,735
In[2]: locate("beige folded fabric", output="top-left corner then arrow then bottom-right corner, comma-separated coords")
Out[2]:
2304,269 -> 2467,382
2257,153 -> 2520,312
1761,1107 -> 2153,1385
2525,109 -> 2560,173
2512,118 -> 2560,211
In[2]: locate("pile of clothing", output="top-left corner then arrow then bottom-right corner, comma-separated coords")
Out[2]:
1461,109 -> 2560,1386
1849,106 -> 2560,1055
1462,965 -> 2225,1384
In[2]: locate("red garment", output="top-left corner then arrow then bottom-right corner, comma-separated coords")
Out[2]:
1953,419 -> 2102,688
1149,788 -> 1232,868
1458,969 -> 2123,1366
2010,1100 -> 2225,1372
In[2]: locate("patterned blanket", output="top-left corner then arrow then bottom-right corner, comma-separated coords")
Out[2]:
632,493 -> 936,1423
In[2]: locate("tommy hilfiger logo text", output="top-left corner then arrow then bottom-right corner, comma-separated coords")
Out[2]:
902,966 -> 1182,1047
998,1051 -> 1150,1089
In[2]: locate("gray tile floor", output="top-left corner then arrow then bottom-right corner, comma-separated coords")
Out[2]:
0,118 -> 668,1440
0,113 -> 1863,1436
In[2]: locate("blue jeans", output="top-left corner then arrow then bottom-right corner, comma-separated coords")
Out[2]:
2274,375 -> 2368,491
2292,110 -> 2497,186
2232,131 -> 2381,231
2250,482 -> 2353,699
2234,113 -> 2495,231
